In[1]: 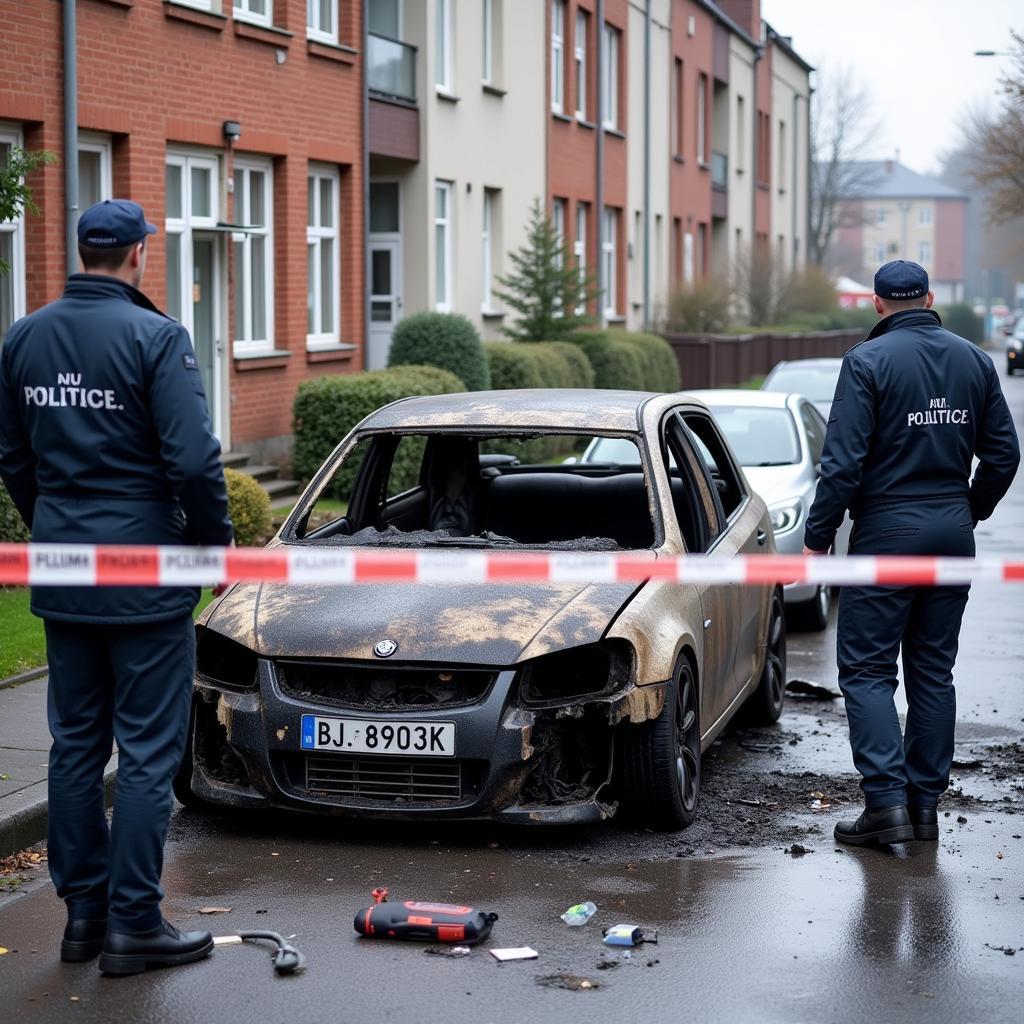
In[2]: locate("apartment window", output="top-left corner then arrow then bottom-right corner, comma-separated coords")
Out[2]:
78,133 -> 112,210
307,0 -> 338,44
307,164 -> 340,351
736,95 -> 746,172
671,58 -> 684,157
602,207 -> 618,316
481,188 -> 501,311
173,0 -> 216,10
574,9 -> 588,119
918,240 -> 932,265
552,197 -> 566,263
601,23 -> 620,130
696,73 -> 707,164
778,120 -> 786,186
873,243 -> 886,263
551,1 -> 566,113
233,158 -> 274,354
482,0 -> 494,85
919,205 -> 933,226
696,222 -> 706,277
757,112 -> 771,182
876,207 -> 886,226
574,202 -> 588,313
165,150 -> 218,328
684,228 -> 694,284
234,0 -> 271,28
434,181 -> 453,311
0,126 -> 26,336
436,0 -> 453,92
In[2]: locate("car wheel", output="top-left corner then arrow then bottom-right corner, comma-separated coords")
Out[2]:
172,703 -> 206,810
1009,360 -> 1017,377
618,657 -> 701,831
790,583 -> 831,632
745,589 -> 787,724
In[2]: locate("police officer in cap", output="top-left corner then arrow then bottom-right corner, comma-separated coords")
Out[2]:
0,199 -> 233,972
803,260 -> 1019,846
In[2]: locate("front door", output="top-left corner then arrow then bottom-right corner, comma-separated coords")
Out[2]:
368,239 -> 401,369
191,235 -> 222,438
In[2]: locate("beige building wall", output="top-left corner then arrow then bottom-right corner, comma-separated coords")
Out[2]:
626,0 -> 672,330
859,198 -> 937,278
769,46 -> 810,271
725,34 -> 756,270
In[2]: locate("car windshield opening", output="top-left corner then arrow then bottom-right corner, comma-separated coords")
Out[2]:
292,432 -> 656,551
764,366 -> 841,402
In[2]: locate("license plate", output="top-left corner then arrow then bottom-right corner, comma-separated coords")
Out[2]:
300,715 -> 456,757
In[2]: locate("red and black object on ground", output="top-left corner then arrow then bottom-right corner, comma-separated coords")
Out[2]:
354,900 -> 498,945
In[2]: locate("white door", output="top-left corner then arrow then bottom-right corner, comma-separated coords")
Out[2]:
191,234 -> 224,440
368,239 -> 401,369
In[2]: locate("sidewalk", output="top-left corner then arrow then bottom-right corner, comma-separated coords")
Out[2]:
0,675 -> 117,858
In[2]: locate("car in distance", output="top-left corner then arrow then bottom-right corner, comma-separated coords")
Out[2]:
1008,319 -> 1024,376
176,390 -> 785,831
762,358 -> 843,418
583,390 -> 849,631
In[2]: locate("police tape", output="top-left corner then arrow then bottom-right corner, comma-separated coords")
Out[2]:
1,543 -> 1022,587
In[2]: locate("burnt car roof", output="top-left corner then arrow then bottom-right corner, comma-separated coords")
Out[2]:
361,388 -> 663,433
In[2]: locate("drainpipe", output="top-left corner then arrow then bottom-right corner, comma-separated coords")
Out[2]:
63,0 -> 79,279
792,93 -> 798,266
596,0 -> 606,328
751,42 -> 761,256
362,0 -> 370,368
642,0 -> 651,330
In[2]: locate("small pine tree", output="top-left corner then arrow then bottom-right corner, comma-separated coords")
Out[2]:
0,148 -> 57,275
494,197 -> 599,341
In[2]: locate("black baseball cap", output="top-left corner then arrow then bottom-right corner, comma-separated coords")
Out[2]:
874,259 -> 929,301
78,199 -> 158,248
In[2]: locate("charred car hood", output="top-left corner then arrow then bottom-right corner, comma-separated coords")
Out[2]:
203,580 -> 640,666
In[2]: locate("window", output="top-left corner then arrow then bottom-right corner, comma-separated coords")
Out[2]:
683,229 -> 694,284
777,120 -> 786,186
551,1 -> 565,113
696,73 -> 707,164
233,158 -> 274,354
919,205 -> 933,226
683,412 -> 745,519
799,403 -> 826,466
918,240 -> 932,265
482,0 -> 494,84
574,9 -> 588,119
552,197 -> 566,267
601,23 -> 619,130
873,242 -> 886,263
436,0 -> 453,92
757,111 -> 771,182
602,207 -> 618,316
696,222 -> 706,277
369,0 -> 399,36
434,181 -> 452,311
78,133 -> 112,210
875,207 -> 886,226
574,202 -> 587,313
307,164 -> 340,351
234,0 -> 271,28
0,126 -> 26,336
307,0 -> 337,44
482,188 -> 500,311
173,0 -> 217,11
663,415 -> 719,553
671,57 -> 684,157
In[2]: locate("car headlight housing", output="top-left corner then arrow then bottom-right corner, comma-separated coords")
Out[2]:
769,501 -> 802,536
195,626 -> 259,691
517,641 -> 634,707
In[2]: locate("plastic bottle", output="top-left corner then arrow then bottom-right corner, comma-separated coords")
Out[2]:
560,901 -> 597,926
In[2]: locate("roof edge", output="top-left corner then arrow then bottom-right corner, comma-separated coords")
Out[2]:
765,23 -> 814,72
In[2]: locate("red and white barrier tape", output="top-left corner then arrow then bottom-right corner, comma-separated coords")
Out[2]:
0,544 -> 1022,587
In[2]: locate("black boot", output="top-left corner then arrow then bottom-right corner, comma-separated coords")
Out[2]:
834,805 -> 915,846
98,918 -> 213,976
61,918 -> 107,962
909,805 -> 939,841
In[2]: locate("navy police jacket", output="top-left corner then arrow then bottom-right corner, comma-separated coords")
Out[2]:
804,308 -> 1020,552
0,274 -> 233,623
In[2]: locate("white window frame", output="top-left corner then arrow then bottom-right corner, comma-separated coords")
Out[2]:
552,197 -> 566,268
696,73 -> 706,164
601,23 -> 619,130
574,9 -> 587,120
306,163 -> 340,352
671,57 -> 681,157
77,132 -> 113,210
919,205 -> 933,226
0,124 -> 27,335
482,188 -> 500,313
482,0 -> 494,85
777,120 -> 786,184
551,1 -> 566,113
172,0 -> 217,12
436,0 -> 453,93
918,240 -> 932,265
434,180 -> 453,312
233,156 -> 275,355
602,207 -> 617,316
574,201 -> 588,315
307,0 -> 338,45
234,0 -> 272,28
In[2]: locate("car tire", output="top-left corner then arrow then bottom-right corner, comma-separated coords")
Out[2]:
618,657 -> 701,831
172,703 -> 205,810
1009,361 -> 1017,378
744,589 -> 787,724
790,583 -> 831,632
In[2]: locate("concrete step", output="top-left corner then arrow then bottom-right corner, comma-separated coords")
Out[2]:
263,478 -> 301,499
221,451 -> 251,470
236,463 -> 281,484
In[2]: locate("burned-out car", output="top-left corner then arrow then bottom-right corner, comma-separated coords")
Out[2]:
175,390 -> 785,829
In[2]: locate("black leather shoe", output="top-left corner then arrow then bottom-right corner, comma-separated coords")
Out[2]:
61,918 -> 107,962
98,918 -> 213,976
909,805 -> 939,841
834,805 -> 915,846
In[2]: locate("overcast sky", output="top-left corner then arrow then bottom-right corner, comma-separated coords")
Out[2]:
761,0 -> 1020,174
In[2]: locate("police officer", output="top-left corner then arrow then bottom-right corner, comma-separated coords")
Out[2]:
803,260 -> 1020,846
0,199 -> 233,972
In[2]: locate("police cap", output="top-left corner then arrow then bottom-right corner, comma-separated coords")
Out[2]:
874,259 -> 929,301
78,199 -> 158,249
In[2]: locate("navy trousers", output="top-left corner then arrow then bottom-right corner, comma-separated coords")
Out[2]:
837,498 -> 974,811
44,614 -> 195,934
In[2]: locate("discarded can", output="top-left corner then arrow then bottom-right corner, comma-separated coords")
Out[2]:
354,900 -> 498,945
602,924 -> 658,947
560,901 -> 597,926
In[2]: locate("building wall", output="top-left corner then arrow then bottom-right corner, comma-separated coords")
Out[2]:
769,43 -> 810,270
934,197 -> 967,292
859,198 -> 937,280
0,0 -> 364,455
725,32 -> 755,269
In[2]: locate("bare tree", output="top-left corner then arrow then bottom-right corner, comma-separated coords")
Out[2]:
809,67 -> 882,267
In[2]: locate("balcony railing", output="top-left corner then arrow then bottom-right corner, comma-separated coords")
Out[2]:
711,150 -> 728,191
368,33 -> 417,104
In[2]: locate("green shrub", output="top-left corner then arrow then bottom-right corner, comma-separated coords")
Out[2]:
482,341 -> 547,391
224,468 -> 273,547
940,303 -> 984,345
387,311 -> 491,391
293,365 -> 466,495
571,332 -> 647,391
610,330 -> 681,392
538,341 -> 596,388
0,483 -> 30,543
666,276 -> 733,333
779,266 -> 838,317
529,343 -> 575,388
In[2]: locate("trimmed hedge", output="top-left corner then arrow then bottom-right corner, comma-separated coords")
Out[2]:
224,468 -> 273,547
0,483 -> 30,543
482,341 -> 547,391
571,332 -> 647,391
534,341 -> 596,388
387,311 -> 491,391
610,330 -> 681,392
293,365 -> 466,496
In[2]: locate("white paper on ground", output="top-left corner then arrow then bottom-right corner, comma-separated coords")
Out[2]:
489,946 -> 539,961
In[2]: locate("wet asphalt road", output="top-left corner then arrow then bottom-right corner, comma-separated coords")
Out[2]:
1,373 -> 1022,1023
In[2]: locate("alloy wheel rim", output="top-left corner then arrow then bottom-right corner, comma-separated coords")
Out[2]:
675,672 -> 700,812
817,585 -> 830,619
767,598 -> 785,706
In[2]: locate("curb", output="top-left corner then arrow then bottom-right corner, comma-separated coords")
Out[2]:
0,666 -> 48,692
0,761 -> 117,860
